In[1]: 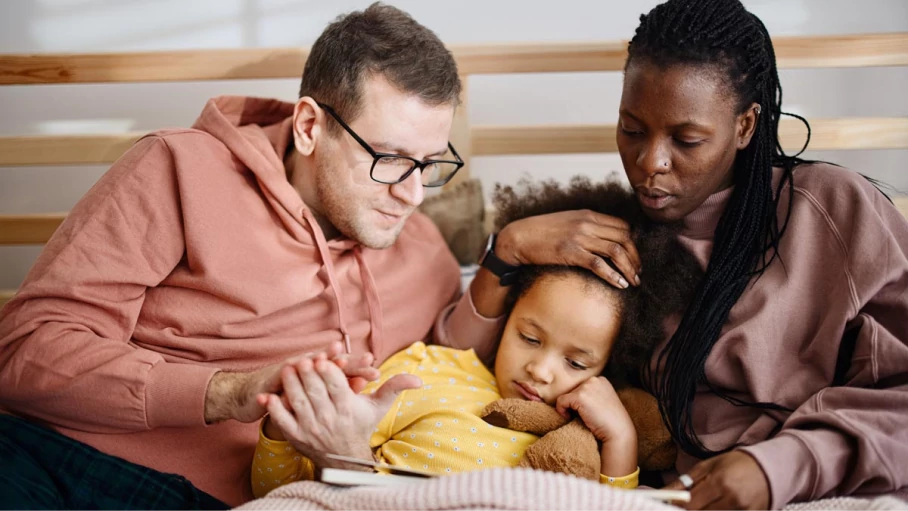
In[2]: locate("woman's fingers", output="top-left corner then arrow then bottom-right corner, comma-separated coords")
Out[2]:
501,210 -> 642,288
583,223 -> 641,287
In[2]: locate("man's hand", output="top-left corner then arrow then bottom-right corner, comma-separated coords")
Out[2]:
663,450 -> 770,510
496,210 -> 642,290
263,356 -> 422,470
203,341 -> 379,423
555,376 -> 637,477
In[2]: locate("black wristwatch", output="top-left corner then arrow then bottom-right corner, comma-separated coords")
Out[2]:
479,233 -> 520,287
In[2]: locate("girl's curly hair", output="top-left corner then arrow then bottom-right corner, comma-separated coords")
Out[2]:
493,176 -> 702,386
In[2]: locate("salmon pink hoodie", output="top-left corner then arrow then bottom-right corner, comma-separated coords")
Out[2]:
0,96 -> 463,505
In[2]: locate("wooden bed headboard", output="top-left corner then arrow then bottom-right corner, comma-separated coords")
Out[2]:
1,33 -> 907,307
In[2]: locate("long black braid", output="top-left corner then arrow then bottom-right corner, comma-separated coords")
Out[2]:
630,0 -> 812,458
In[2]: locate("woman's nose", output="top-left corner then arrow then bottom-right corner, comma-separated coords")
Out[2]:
636,140 -> 671,176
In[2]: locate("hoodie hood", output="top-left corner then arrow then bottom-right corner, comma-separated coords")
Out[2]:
191,96 -> 306,229
190,95 -> 372,354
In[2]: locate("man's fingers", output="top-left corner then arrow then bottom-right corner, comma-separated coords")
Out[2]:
348,376 -> 369,394
371,374 -> 422,409
298,359 -> 330,418
282,363 -> 315,419
256,393 -> 269,407
344,366 -> 381,381
318,359 -> 357,408
324,341 -> 343,359
255,363 -> 285,397
265,394 -> 299,439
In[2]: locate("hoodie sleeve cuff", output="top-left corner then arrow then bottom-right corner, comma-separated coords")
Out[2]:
739,432 -> 833,509
145,362 -> 219,429
434,290 -> 504,362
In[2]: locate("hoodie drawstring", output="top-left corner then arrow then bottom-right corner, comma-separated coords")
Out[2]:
301,209 -> 382,357
302,209 -> 352,353
354,245 -> 383,357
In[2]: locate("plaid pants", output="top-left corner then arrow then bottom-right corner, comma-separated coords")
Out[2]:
0,414 -> 229,510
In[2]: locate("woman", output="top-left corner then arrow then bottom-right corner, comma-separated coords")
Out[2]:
443,0 -> 908,508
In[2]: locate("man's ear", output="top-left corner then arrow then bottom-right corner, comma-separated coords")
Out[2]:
735,102 -> 761,150
292,97 -> 322,156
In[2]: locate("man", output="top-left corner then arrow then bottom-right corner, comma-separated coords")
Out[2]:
0,3 -> 471,508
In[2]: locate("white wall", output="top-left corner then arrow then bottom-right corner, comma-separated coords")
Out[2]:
1,0 -> 906,289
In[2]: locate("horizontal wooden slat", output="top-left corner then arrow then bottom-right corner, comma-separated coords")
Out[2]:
2,118 -> 904,167
0,214 -> 65,245
0,48 -> 308,85
898,197 -> 908,219
472,117 -> 908,156
0,133 -> 144,166
0,197 -> 904,250
474,124 -> 618,155
1,33 -> 905,85
0,289 -> 14,308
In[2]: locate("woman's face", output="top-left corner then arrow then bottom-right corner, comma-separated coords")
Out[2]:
617,61 -> 758,223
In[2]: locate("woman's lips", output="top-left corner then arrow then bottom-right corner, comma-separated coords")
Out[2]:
515,382 -> 543,402
636,189 -> 675,210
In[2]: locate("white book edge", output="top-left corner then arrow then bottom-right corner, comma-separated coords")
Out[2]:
320,468 -> 429,487
319,468 -> 690,502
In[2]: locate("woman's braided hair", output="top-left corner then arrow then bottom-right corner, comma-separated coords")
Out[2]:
627,0 -> 811,458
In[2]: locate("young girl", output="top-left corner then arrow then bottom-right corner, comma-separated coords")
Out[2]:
250,178 -> 701,498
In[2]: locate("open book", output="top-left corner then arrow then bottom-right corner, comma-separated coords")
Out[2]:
319,454 -> 690,502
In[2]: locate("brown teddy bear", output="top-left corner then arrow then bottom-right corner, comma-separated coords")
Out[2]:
480,387 -> 676,481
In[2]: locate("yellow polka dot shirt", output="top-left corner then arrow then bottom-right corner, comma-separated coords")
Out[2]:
251,342 -> 638,497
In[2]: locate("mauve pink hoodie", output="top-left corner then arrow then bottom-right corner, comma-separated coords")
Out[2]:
0,96 -> 466,505
444,163 -> 908,508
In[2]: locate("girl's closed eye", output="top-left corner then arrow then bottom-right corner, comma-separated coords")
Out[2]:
518,332 -> 540,345
566,359 -> 588,371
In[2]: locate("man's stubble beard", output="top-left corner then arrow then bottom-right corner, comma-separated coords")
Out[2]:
314,156 -> 408,250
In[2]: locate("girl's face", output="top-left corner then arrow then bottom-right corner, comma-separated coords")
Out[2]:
616,61 -> 758,223
494,273 -> 620,406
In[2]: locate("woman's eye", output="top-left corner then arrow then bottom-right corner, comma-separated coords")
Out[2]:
674,138 -> 703,148
620,127 -> 642,136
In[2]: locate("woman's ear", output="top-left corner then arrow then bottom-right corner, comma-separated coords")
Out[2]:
292,97 -> 322,156
735,102 -> 761,150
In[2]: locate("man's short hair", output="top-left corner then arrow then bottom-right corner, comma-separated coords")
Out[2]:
299,2 -> 461,133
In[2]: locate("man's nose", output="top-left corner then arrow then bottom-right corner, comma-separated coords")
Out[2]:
389,168 -> 425,207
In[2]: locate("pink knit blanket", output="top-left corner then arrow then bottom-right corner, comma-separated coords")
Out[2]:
235,468 -> 908,510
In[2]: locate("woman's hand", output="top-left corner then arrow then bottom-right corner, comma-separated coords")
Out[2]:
496,210 -> 642,289
555,376 -> 637,477
663,451 -> 770,510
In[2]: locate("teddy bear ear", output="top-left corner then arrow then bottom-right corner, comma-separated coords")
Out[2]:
482,408 -> 512,429
480,400 -> 520,429
481,398 -> 570,435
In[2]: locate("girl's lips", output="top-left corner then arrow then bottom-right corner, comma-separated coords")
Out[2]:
515,382 -> 543,402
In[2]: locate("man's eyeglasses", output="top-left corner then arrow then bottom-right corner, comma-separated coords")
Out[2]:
317,102 -> 464,188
